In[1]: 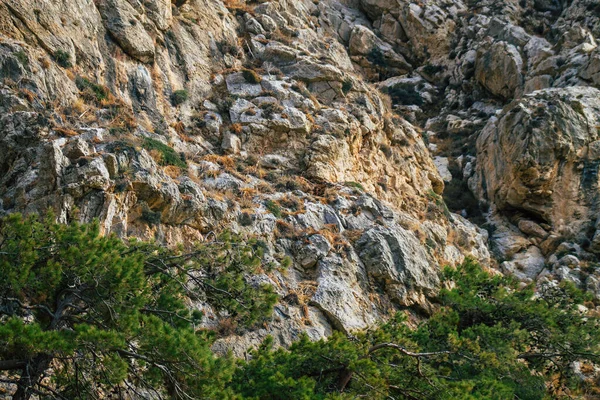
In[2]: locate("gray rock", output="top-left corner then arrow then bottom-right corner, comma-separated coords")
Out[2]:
475,41 -> 523,99
226,72 -> 263,97
98,0 -> 155,63
356,226 -> 439,308
221,132 -> 241,154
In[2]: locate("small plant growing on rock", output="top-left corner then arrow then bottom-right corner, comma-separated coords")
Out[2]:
265,199 -> 282,218
171,89 -> 189,106
260,102 -> 283,119
14,50 -> 28,67
367,47 -> 386,67
143,137 -> 187,168
422,64 -> 444,76
344,181 -> 364,191
76,76 -> 109,103
342,79 -> 353,95
242,68 -> 262,84
54,49 -> 72,68
383,83 -> 423,106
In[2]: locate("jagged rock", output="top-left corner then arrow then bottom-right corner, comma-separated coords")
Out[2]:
475,41 -> 523,99
311,254 -> 378,332
356,226 -> 440,309
349,25 -> 411,72
221,132 -> 241,154
63,138 -> 92,160
293,234 -> 331,269
433,156 -> 452,182
580,48 -> 600,87
144,0 -> 172,31
98,0 -> 155,63
226,73 -> 263,97
397,1 -> 462,61
7,0 -> 599,357
501,246 -> 546,282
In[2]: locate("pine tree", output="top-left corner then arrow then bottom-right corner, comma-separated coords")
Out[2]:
0,213 -> 276,399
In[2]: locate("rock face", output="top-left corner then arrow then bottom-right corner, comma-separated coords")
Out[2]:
1,0 -> 600,359
98,0 -> 156,63
474,87 -> 600,243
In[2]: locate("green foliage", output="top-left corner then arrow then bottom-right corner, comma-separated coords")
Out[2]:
344,181 -> 364,191
265,199 -> 282,218
422,64 -> 444,76
230,259 -> 600,399
1,215 -> 598,399
75,76 -> 109,103
341,79 -> 353,95
171,89 -> 189,106
0,214 -> 277,399
242,68 -> 262,84
14,50 -> 28,67
367,46 -> 386,67
53,50 -> 71,68
143,137 -> 187,168
427,189 -> 451,218
383,83 -> 424,106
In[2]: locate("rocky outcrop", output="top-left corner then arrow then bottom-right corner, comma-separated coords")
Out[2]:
474,87 -> 600,242
1,0 -> 600,359
475,40 -> 523,99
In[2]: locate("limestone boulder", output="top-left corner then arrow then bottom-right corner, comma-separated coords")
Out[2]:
475,41 -> 523,100
356,226 -> 440,309
474,87 -> 600,247
98,0 -> 155,63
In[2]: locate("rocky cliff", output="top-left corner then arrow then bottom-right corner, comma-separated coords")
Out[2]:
0,0 -> 599,352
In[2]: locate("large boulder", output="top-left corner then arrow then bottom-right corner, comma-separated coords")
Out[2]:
98,0 -> 155,63
356,226 -> 440,309
473,87 -> 600,246
475,41 -> 523,100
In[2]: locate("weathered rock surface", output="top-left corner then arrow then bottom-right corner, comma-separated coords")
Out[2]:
1,0 -> 600,367
474,87 -> 600,244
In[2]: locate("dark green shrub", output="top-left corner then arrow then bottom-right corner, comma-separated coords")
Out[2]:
142,137 -> 187,168
171,89 -> 189,106
342,79 -> 353,95
384,83 -> 423,106
422,64 -> 444,76
367,47 -> 386,67
54,49 -> 72,68
242,68 -> 262,84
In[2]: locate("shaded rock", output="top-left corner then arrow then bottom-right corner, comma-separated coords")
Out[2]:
475,41 -> 523,99
518,219 -> 548,239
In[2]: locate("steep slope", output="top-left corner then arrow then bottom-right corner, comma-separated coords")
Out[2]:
2,0 -> 600,351
0,0 -> 490,352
